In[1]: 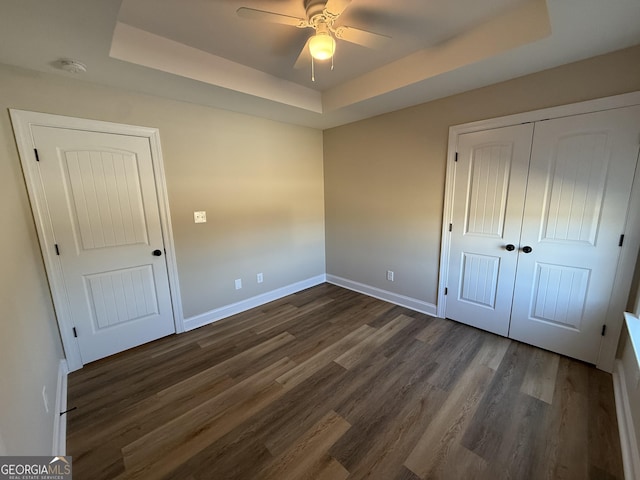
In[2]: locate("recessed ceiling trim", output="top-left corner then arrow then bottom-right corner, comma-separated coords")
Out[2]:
110,22 -> 323,113
322,0 -> 551,112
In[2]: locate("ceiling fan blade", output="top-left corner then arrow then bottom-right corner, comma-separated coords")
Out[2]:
293,38 -> 312,69
325,0 -> 352,16
334,26 -> 391,48
236,7 -> 308,28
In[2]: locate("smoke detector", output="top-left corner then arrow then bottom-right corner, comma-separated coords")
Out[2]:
58,59 -> 87,74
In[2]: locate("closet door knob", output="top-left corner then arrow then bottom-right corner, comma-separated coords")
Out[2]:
152,249 -> 163,256
505,244 -> 516,251
521,246 -> 533,253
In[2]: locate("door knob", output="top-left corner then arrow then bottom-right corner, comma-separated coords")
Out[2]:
505,244 -> 516,251
152,249 -> 163,256
521,246 -> 533,253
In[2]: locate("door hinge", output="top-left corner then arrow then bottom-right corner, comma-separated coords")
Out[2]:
601,324 -> 607,336
444,287 -> 448,295
619,234 -> 625,247
449,223 -> 453,232
72,327 -> 78,338
34,148 -> 40,162
54,244 -> 60,255
454,152 -> 458,162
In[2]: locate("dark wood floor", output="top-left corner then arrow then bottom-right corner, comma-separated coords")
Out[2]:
66,283 -> 624,479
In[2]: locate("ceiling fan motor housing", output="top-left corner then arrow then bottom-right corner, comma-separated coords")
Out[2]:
304,0 -> 329,22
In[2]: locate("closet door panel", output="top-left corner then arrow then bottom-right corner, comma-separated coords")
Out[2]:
446,124 -> 534,336
509,105 -> 640,363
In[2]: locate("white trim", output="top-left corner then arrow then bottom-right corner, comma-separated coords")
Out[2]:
436,125 -> 461,319
438,91 -> 640,371
147,128 -> 185,334
624,313 -> 640,367
613,359 -> 640,480
598,151 -> 640,372
183,275 -> 327,331
9,110 -> 183,371
52,359 -> 68,456
326,275 -> 437,317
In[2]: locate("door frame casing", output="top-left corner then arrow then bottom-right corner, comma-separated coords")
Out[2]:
437,91 -> 640,372
10,110 -> 184,372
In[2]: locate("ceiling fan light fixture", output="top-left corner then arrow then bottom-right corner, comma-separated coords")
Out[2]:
309,32 -> 335,60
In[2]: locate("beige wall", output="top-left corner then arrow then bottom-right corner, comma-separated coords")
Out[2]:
0,63 -> 325,453
0,70 -> 65,454
324,44 -> 640,304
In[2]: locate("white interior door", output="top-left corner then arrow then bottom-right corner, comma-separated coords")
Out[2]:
32,126 -> 176,364
446,105 -> 640,364
509,106 -> 640,363
446,124 -> 534,336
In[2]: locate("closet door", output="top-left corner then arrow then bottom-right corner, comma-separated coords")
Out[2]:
509,106 -> 640,364
446,124 -> 534,336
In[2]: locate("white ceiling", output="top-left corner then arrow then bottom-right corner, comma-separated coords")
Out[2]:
1,0 -> 639,129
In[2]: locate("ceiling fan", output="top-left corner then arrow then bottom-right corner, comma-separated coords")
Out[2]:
237,0 -> 391,75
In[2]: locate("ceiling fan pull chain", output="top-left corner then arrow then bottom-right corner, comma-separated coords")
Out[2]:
311,57 -> 315,82
331,54 -> 334,71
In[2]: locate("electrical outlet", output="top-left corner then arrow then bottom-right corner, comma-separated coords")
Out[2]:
42,386 -> 49,413
257,273 -> 264,284
194,211 -> 207,223
235,278 -> 242,290
387,270 -> 394,282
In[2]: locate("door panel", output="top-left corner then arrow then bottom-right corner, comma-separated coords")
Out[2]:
446,124 -> 534,336
538,132 -> 609,245
85,265 -> 159,329
32,126 -> 175,364
459,253 -> 500,308
65,149 -> 149,249
509,106 -> 640,363
528,262 -> 589,329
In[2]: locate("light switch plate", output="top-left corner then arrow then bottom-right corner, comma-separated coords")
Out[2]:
194,211 -> 207,223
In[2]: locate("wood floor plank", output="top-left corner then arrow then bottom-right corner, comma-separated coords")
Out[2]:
329,342 -> 444,472
99,329 -> 295,434
520,348 -> 560,404
253,298 -> 333,335
415,316 -> 452,344
67,373 -> 235,456
275,324 -> 375,388
165,358 -> 382,480
65,284 -> 625,480
332,337 -> 436,426
119,357 -> 295,479
126,382 -> 286,480
334,313 -> 414,369
588,368 -> 625,477
263,354 -> 391,457
460,341 -> 532,461
474,333 -> 512,371
335,381 -> 446,480
259,410 -> 351,480
484,392 -> 548,479
404,365 -> 493,479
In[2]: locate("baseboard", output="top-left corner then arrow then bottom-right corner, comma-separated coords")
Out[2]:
52,359 -> 68,456
183,274 -> 327,331
613,359 -> 640,480
326,275 -> 437,317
